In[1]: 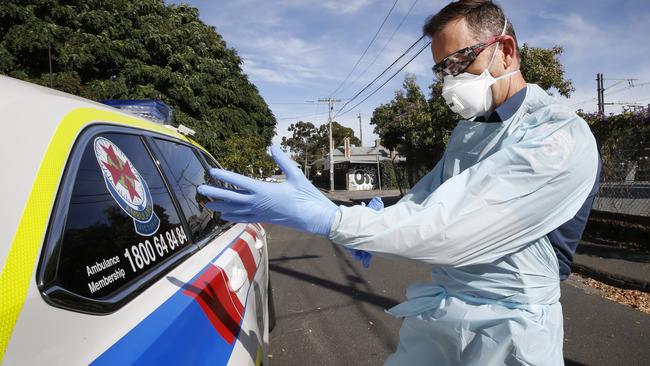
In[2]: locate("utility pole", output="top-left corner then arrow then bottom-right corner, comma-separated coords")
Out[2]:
596,73 -> 604,115
376,154 -> 382,194
318,98 -> 341,191
599,73 -> 605,114
357,111 -> 363,147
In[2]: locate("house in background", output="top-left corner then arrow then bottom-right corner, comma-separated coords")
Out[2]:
319,138 -> 404,191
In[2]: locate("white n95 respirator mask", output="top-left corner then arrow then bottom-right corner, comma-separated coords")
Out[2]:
441,68 -> 519,119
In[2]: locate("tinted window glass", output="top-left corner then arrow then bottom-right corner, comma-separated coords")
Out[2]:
199,151 -> 238,189
57,133 -> 190,299
200,152 -> 220,169
153,139 -> 225,242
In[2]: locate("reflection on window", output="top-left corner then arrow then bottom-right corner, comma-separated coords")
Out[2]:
153,139 -> 224,242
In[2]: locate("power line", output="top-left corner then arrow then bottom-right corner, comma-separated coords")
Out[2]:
570,80 -> 650,109
604,78 -> 638,91
335,39 -> 431,118
568,97 -> 596,108
276,111 -> 330,121
605,101 -> 644,106
329,0 -> 400,97
604,78 -> 641,81
605,95 -> 650,105
333,35 -> 427,117
345,0 -> 419,95
275,99 -> 331,121
267,102 -> 320,105
604,81 -> 650,98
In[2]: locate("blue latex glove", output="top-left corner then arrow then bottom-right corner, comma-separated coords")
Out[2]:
197,145 -> 338,236
347,196 -> 383,268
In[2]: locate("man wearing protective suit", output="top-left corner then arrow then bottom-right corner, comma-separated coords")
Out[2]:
198,0 -> 601,364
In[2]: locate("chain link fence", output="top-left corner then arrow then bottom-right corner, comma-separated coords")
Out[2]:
592,145 -> 650,217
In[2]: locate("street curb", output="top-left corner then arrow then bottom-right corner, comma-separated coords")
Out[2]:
571,263 -> 650,292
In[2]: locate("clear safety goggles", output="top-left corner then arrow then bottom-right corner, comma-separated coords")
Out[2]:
432,35 -> 507,80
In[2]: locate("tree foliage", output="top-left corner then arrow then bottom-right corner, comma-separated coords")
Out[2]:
219,135 -> 276,177
0,0 -> 276,172
519,43 -> 574,97
371,75 -> 451,185
580,109 -> 650,182
281,120 -> 361,165
371,45 -> 574,186
321,121 -> 362,149
281,121 -> 319,171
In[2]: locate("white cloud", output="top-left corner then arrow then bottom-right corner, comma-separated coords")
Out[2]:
516,11 -> 650,113
278,0 -> 375,14
319,0 -> 375,14
239,33 -> 343,86
242,59 -> 294,85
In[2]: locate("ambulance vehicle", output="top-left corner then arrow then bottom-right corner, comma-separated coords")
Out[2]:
0,75 -> 274,365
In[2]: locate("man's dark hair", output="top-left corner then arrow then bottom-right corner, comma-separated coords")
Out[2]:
423,0 -> 518,52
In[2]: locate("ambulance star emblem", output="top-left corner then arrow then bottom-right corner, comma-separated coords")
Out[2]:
101,144 -> 141,201
94,137 -> 160,236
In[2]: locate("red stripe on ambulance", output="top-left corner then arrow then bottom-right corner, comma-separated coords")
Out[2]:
244,226 -> 258,240
181,225 -> 262,343
182,265 -> 244,344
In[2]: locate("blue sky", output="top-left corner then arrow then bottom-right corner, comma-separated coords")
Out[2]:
170,0 -> 650,146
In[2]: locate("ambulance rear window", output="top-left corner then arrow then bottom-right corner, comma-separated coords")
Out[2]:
53,133 -> 190,300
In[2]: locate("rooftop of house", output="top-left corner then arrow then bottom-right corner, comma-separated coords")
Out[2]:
322,139 -> 404,165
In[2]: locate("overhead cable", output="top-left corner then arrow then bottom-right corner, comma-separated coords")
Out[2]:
568,97 -> 596,108
345,0 -> 419,95
568,80 -> 650,108
335,39 -> 431,118
276,111 -> 330,121
329,0 -> 400,97
604,81 -> 650,98
333,35 -> 427,117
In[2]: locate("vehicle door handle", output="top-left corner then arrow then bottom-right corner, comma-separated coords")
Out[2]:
228,266 -> 247,292
254,238 -> 264,250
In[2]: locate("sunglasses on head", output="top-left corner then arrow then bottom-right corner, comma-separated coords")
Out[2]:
432,35 -> 507,80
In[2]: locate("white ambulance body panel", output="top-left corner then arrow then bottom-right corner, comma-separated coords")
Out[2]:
0,76 -> 271,365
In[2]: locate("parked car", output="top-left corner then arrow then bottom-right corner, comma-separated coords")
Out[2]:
0,76 -> 274,365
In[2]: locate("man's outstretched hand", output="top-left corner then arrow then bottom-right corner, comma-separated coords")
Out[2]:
197,145 -> 338,236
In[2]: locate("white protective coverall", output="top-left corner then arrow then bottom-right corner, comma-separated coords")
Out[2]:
328,84 -> 599,365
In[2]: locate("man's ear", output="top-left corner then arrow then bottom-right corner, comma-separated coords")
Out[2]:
501,36 -> 517,69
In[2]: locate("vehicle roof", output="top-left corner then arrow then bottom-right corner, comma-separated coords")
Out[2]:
0,76 -> 206,268
0,75 -> 191,139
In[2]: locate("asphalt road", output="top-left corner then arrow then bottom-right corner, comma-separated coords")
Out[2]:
266,225 -> 650,366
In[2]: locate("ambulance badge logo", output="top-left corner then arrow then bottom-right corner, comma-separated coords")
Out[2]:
94,137 -> 160,236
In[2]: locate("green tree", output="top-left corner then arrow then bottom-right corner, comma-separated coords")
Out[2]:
427,80 -> 459,154
580,109 -> 650,182
520,43 -> 574,97
220,135 -> 275,177
371,74 -> 438,186
282,120 -> 361,167
317,121 -> 362,150
0,0 -> 276,174
281,121 -> 319,173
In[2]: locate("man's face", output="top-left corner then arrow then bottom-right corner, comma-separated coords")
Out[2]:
431,18 -> 504,78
